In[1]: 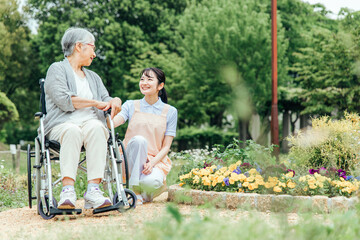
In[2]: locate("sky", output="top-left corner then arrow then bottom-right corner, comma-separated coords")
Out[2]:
302,0 -> 360,18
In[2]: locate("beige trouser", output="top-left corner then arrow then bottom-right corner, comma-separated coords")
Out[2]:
49,119 -> 109,181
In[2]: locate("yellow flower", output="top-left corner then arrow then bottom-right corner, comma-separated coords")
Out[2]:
273,186 -> 282,193
179,182 -> 185,187
285,171 -> 294,178
243,182 -> 249,188
193,175 -> 200,184
309,183 -> 316,189
249,168 -> 258,175
303,187 -> 308,191
229,164 -> 237,172
229,176 -> 237,185
287,181 -> 296,189
265,182 -> 273,189
239,174 -> 247,182
279,182 -> 286,188
247,176 -> 255,182
249,183 -> 258,190
299,176 -> 306,182
236,160 -> 242,166
199,169 -> 210,176
202,176 -> 211,186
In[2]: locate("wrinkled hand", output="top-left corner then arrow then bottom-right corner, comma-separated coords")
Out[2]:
142,160 -> 154,175
109,97 -> 122,119
95,101 -> 111,111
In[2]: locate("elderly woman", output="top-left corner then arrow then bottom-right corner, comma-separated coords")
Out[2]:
44,27 -> 122,210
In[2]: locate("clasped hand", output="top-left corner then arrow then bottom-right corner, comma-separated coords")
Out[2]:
142,160 -> 154,175
95,97 -> 122,119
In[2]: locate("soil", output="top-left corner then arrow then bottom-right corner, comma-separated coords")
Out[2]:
0,192 -> 299,239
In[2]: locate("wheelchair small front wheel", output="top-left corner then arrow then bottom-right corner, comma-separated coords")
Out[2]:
113,189 -> 137,211
38,195 -> 57,220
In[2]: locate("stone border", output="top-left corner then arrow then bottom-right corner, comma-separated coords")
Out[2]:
167,184 -> 359,213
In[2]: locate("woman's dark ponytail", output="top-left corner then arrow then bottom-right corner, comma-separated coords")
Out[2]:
159,87 -> 168,104
141,67 -> 168,103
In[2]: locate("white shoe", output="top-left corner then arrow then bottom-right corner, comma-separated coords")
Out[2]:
58,188 -> 77,209
84,187 -> 112,209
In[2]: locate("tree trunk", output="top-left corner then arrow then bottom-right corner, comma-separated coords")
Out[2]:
282,110 -> 290,153
238,119 -> 250,147
300,114 -> 309,129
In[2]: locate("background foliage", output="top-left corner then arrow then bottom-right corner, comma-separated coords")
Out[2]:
0,0 -> 360,151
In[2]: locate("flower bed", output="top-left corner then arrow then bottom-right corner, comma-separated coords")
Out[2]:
178,161 -> 360,198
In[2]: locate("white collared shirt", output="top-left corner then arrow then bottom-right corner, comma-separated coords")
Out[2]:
118,97 -> 177,137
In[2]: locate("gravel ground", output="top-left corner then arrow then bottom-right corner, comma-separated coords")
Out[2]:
0,192 -> 300,239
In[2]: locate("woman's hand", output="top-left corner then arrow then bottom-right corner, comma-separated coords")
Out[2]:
142,160 -> 154,175
109,97 -> 122,119
95,101 -> 111,111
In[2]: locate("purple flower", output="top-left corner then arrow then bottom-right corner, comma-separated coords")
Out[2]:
337,169 -> 347,179
241,162 -> 251,168
309,169 -> 319,174
346,176 -> 354,181
232,167 -> 241,175
340,173 -> 347,179
223,177 -> 230,186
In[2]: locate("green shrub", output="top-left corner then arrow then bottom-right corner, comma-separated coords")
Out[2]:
288,112 -> 360,171
174,126 -> 238,151
175,139 -> 276,179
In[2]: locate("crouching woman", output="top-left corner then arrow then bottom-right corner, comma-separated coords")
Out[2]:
113,68 -> 177,204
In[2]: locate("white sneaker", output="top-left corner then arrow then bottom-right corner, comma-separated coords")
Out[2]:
84,187 -> 112,209
58,188 -> 77,209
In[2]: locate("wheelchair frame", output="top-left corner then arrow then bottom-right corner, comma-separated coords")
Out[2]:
27,78 -> 136,220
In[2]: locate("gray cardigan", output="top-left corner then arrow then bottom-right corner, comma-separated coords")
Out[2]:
43,58 -> 112,136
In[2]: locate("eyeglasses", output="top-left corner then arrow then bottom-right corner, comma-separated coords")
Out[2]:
86,43 -> 96,51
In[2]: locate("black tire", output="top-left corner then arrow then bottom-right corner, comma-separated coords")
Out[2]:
27,144 -> 33,209
38,195 -> 57,220
113,189 -> 137,211
118,141 -> 129,189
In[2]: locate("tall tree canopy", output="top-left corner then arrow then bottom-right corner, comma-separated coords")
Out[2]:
175,0 -> 288,129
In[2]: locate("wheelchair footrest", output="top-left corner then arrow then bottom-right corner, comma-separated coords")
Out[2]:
93,201 -> 122,214
50,207 -> 82,215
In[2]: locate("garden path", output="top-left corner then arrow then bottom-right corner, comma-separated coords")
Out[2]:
0,192 -> 300,239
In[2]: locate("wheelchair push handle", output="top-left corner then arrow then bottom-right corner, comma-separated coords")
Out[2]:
104,108 -> 112,117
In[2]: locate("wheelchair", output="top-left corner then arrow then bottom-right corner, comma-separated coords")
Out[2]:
27,78 -> 136,220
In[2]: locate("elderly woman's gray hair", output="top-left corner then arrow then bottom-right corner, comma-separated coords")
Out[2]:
61,27 -> 95,57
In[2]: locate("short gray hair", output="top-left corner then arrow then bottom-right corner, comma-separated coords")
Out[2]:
61,27 -> 95,57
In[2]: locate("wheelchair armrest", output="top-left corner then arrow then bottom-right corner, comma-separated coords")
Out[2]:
35,112 -> 43,118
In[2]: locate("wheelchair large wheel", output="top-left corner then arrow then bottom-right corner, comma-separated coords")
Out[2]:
38,195 -> 57,220
27,144 -> 34,209
113,189 -> 137,211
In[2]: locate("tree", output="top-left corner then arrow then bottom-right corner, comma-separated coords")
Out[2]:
291,24 -> 360,116
0,0 -> 38,143
27,0 -> 187,98
175,0 -> 288,144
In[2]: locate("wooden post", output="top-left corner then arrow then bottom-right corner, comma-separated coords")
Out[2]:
271,0 -> 280,158
16,145 -> 21,174
10,144 -> 16,170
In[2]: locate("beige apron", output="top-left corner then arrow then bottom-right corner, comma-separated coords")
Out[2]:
123,100 -> 172,178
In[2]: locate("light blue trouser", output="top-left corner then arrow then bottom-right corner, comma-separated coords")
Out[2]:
126,135 -> 164,201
